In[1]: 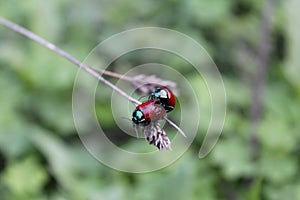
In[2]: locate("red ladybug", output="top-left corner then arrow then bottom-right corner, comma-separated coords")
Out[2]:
149,87 -> 176,112
132,100 -> 166,125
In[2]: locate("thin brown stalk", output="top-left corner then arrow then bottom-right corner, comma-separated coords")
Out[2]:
0,17 -> 139,105
0,17 -> 187,137
164,117 -> 186,138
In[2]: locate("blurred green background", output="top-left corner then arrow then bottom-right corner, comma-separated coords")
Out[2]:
1,0 -> 300,199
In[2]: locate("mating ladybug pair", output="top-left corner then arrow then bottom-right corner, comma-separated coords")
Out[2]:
132,87 -> 176,125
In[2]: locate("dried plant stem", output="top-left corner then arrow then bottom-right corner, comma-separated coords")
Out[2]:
0,17 -> 139,105
91,67 -> 133,82
0,17 -> 186,137
164,117 -> 186,138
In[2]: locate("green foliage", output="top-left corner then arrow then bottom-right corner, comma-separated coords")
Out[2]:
1,0 -> 300,200
2,156 -> 48,199
211,137 -> 255,180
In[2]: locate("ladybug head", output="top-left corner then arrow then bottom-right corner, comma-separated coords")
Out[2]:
132,109 -> 150,125
153,88 -> 168,99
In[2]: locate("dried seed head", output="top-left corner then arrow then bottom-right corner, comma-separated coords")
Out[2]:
144,121 -> 171,150
131,74 -> 178,96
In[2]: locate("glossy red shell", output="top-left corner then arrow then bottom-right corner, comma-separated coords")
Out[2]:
136,100 -> 166,122
162,87 -> 176,108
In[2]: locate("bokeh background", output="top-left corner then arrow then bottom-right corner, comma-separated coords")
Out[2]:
1,0 -> 300,199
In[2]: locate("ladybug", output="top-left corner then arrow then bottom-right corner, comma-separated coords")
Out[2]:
149,87 -> 176,112
132,100 -> 166,125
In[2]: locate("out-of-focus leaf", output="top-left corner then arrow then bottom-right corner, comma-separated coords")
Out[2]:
28,93 -> 75,134
91,185 -> 126,200
2,156 -> 48,196
260,84 -> 299,153
0,122 -> 32,159
264,182 -> 300,200
211,137 -> 255,180
0,71 -> 33,158
221,78 -> 250,136
258,117 -> 296,153
284,0 -> 300,90
224,77 -> 251,107
183,0 -> 232,26
245,177 -> 262,200
0,69 -> 24,128
131,153 -> 214,200
259,151 -> 297,184
29,126 -> 109,199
